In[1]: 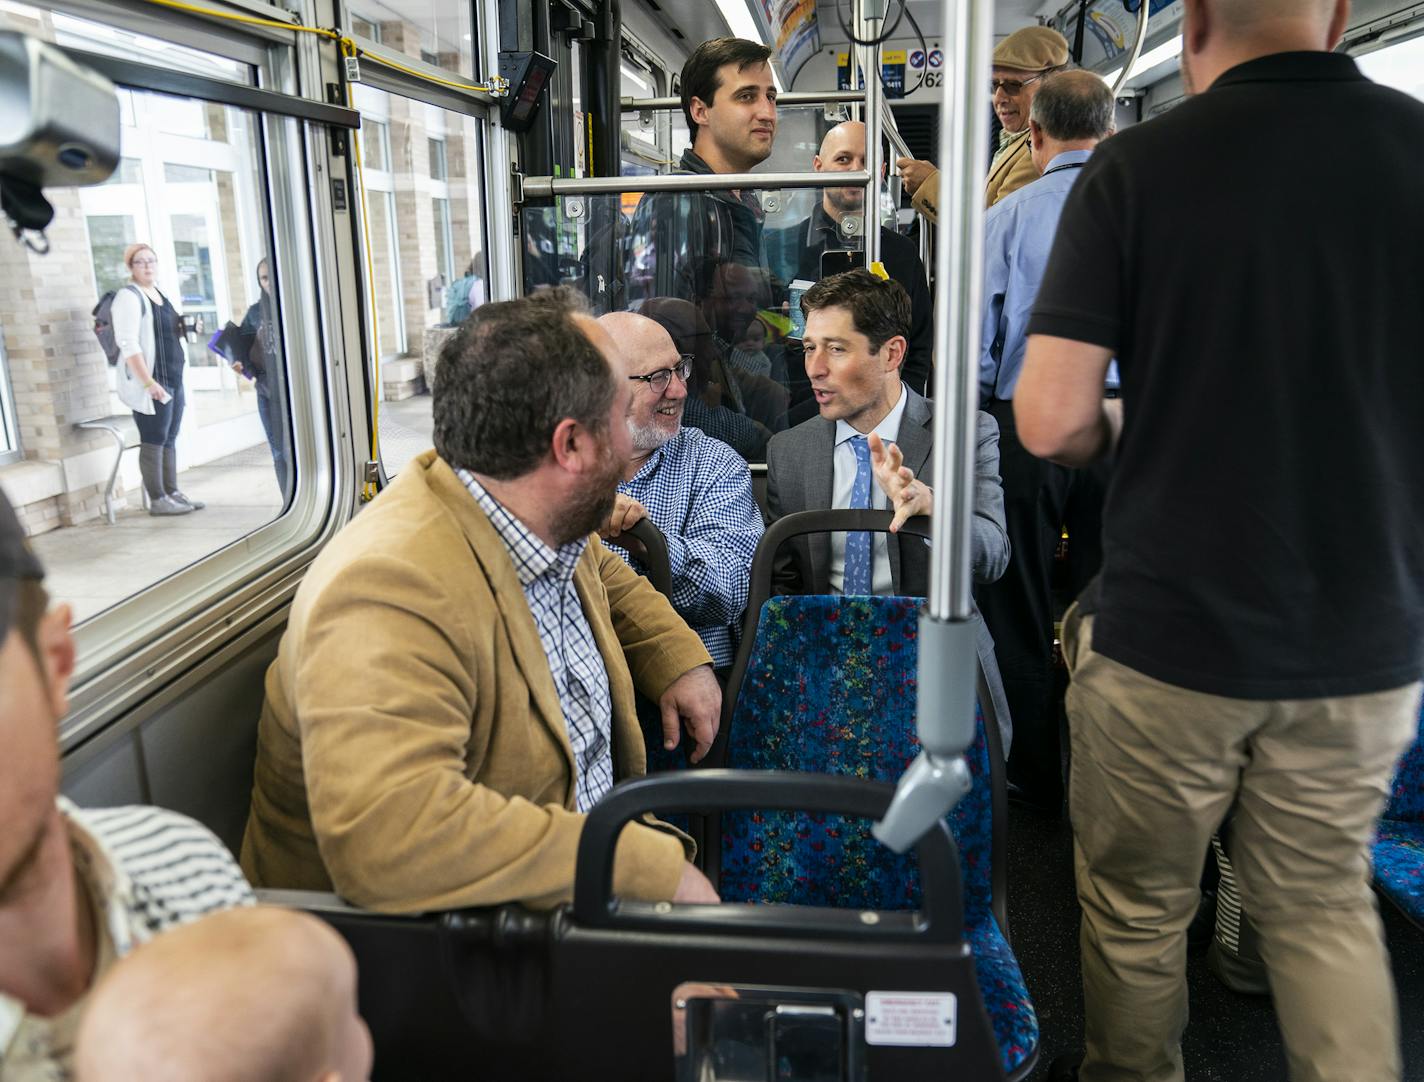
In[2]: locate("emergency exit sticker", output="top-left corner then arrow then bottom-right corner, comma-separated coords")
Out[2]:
865,991 -> 957,1047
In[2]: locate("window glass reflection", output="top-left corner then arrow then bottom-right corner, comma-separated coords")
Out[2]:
351,86 -> 488,477
349,4 -> 475,78
0,9 -> 289,621
522,156 -> 932,464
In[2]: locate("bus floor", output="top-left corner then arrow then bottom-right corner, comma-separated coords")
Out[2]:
1010,802 -> 1424,1080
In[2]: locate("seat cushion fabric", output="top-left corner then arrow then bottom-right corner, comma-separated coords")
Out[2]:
1383,702 -> 1424,822
1374,821 -> 1424,926
720,594 -> 1036,1075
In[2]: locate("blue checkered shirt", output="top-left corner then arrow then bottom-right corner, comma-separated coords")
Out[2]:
457,469 -> 613,811
614,427 -> 763,668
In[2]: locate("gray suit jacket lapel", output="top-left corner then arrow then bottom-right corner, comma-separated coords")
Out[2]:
887,388 -> 933,593
806,419 -> 835,594
896,388 -> 934,479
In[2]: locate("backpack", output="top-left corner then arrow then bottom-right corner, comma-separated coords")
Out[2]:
93,284 -> 140,366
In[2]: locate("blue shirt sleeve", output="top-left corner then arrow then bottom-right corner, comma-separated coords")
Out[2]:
980,204 -> 1013,407
660,442 -> 763,628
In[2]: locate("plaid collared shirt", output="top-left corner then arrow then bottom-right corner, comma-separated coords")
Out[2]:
615,427 -> 762,669
457,469 -> 613,811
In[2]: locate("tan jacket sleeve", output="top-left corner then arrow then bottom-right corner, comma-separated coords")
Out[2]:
293,551 -> 685,913
911,168 -> 940,225
596,542 -> 714,698
985,139 -> 1040,208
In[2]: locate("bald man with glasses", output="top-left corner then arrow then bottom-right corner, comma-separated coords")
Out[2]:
598,311 -> 763,678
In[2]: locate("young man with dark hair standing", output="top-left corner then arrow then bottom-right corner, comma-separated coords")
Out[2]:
764,269 -> 1014,752
629,38 -> 778,308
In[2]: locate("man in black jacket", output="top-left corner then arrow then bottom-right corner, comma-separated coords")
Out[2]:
764,121 -> 934,396
628,37 -> 778,306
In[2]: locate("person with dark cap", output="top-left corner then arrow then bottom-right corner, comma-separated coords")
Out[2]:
0,490 -> 253,1080
895,25 -> 1072,219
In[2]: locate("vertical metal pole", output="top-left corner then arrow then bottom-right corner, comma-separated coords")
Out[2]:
480,0 -> 517,302
856,0 -> 883,265
870,0 -> 992,855
927,0 -> 992,622
586,0 -> 623,178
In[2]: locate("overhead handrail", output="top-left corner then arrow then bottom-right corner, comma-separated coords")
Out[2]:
621,90 -> 866,111
857,2 -> 884,267
1110,0 -> 1153,95
520,169 -> 871,198
880,96 -> 913,162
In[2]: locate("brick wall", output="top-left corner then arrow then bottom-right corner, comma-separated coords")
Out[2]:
0,186 -> 121,533
390,99 -> 439,357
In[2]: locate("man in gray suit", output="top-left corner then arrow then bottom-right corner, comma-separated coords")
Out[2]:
765,269 -> 1013,752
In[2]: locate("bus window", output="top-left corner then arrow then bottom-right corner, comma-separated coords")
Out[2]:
1356,31 -> 1424,102
0,7 -> 297,626
348,5 -> 477,79
351,86 -> 489,478
527,114 -> 914,464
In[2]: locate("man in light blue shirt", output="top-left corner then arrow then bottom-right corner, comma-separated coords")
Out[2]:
597,311 -> 763,675
976,71 -> 1117,812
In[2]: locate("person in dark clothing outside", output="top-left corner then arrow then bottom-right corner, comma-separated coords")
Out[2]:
109,243 -> 204,516
233,259 -> 292,503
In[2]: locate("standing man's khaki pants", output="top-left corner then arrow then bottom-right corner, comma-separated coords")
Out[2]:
1061,604 -> 1420,1082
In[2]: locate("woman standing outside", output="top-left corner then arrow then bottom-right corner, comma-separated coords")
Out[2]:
111,243 -> 205,516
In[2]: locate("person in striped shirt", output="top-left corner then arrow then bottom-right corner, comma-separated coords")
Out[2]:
0,491 -> 254,1081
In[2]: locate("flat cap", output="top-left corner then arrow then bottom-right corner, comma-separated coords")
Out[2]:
992,26 -> 1070,72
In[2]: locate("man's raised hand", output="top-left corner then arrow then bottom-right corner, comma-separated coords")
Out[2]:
868,432 -> 933,532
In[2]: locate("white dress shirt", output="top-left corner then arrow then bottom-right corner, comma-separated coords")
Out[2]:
829,382 -> 910,596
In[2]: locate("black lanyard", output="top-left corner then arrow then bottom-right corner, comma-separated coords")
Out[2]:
1041,161 -> 1087,178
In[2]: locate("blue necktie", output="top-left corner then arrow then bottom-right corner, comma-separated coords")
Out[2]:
844,435 -> 873,595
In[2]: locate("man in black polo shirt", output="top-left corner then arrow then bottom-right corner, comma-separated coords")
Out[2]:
764,120 -> 934,395
1014,1 -> 1424,1079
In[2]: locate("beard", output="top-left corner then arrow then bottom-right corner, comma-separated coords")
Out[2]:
826,187 -> 864,218
628,410 -> 679,455
556,433 -> 624,545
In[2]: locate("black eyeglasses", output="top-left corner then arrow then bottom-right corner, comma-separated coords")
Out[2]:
629,356 -> 693,394
990,73 -> 1046,96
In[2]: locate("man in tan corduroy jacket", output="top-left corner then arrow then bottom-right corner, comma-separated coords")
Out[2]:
240,288 -> 721,912
896,26 -> 1072,219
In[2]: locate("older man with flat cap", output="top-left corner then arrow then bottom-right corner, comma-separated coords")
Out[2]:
896,25 -> 1071,218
